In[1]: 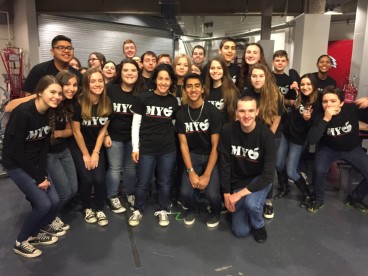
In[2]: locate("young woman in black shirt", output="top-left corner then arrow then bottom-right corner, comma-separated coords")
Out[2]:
129,64 -> 179,227
72,68 -> 112,226
3,76 -> 63,258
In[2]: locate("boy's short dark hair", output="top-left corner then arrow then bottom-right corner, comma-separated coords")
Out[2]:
273,50 -> 288,60
183,73 -> 204,87
141,51 -> 157,61
322,86 -> 344,102
192,45 -> 206,57
219,37 -> 236,49
51,35 -> 72,48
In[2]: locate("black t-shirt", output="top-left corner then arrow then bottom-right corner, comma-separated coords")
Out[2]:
22,59 -> 82,94
273,73 -> 297,100
49,114 -> 69,154
312,72 -> 337,93
176,102 -> 222,155
218,120 -> 276,193
283,96 -> 322,145
72,101 -> 110,150
175,85 -> 183,106
131,90 -> 179,155
2,100 -> 50,183
308,104 -> 361,150
107,83 -> 138,142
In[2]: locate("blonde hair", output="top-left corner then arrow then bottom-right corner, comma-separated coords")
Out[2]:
79,68 -> 111,120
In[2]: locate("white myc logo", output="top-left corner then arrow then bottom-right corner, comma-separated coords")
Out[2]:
113,103 -> 132,114
26,126 -> 51,140
146,106 -> 173,117
82,117 -> 109,126
208,99 -> 224,110
184,119 -> 210,133
326,121 -> 352,136
231,145 -> 259,160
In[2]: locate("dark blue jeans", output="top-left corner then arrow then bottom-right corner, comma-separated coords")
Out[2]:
180,153 -> 221,214
134,151 -> 176,212
232,180 -> 271,237
47,148 -> 78,209
312,145 -> 368,201
8,168 -> 60,242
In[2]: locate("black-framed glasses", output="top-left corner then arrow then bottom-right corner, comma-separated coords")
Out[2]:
53,46 -> 74,52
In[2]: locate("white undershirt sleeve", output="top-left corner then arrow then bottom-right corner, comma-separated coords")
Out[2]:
131,113 -> 142,152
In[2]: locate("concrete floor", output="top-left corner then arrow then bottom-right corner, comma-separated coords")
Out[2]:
0,167 -> 367,276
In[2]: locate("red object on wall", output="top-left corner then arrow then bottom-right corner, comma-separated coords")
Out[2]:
327,40 -> 353,89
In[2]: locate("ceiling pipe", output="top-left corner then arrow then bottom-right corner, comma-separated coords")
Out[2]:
0,11 -> 11,45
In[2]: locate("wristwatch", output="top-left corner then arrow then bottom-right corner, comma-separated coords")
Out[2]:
187,168 -> 194,173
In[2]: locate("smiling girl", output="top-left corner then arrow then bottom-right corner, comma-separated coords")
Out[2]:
3,76 -> 63,258
274,74 -> 321,207
104,59 -> 145,213
205,57 -> 240,124
72,68 -> 112,226
129,64 -> 179,227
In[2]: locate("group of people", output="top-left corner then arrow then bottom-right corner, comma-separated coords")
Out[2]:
3,34 -> 368,259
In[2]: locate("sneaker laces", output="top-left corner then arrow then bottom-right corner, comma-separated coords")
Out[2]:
54,217 -> 65,228
30,233 -> 49,242
50,219 -> 62,231
131,210 -> 141,220
127,195 -> 135,206
96,211 -> 107,220
21,241 -> 36,252
110,198 -> 122,209
154,210 -> 168,221
85,208 -> 95,218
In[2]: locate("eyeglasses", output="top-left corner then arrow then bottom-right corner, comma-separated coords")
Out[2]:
53,46 -> 74,52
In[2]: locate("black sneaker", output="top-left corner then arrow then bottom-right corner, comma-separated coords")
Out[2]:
183,211 -> 196,225
345,195 -> 368,213
254,226 -> 267,243
308,200 -> 324,213
206,212 -> 220,228
300,196 -> 312,208
106,197 -> 126,214
14,240 -> 42,258
53,217 -> 70,231
40,221 -> 66,237
28,233 -> 58,245
263,204 -> 274,219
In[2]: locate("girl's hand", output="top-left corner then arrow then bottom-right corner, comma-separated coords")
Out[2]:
38,179 -> 51,191
132,152 -> 139,163
83,154 -> 91,170
90,152 -> 99,169
104,135 -> 112,148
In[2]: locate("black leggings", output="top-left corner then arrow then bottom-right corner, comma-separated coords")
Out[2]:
72,147 -> 107,211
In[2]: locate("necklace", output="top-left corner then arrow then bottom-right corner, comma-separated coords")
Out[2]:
188,101 -> 204,122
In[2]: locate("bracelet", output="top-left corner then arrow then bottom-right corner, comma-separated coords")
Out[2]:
93,150 -> 100,154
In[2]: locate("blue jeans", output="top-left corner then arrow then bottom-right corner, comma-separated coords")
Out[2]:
8,168 -> 60,242
231,180 -> 271,237
134,151 -> 176,212
313,145 -> 368,201
106,140 -> 137,198
47,148 -> 78,209
266,135 -> 281,200
180,153 -> 221,213
276,133 -> 305,181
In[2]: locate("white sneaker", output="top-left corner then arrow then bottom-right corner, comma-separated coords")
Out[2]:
95,211 -> 109,226
107,197 -> 126,214
14,240 -> 42,258
129,210 -> 143,227
84,208 -> 97,223
127,195 -> 135,210
53,216 -> 70,231
154,210 -> 170,227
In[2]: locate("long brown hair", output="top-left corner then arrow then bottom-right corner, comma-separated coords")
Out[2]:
79,68 -> 112,120
205,57 -> 240,121
237,43 -> 268,92
249,63 -> 284,126
296,73 -> 319,108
